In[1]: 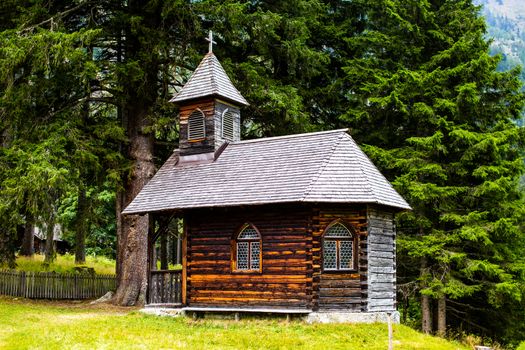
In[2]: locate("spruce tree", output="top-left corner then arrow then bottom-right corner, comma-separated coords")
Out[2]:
341,0 -> 525,340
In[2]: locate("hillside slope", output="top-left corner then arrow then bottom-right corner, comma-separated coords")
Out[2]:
475,0 -> 525,77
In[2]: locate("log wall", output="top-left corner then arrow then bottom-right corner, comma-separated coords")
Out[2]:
213,100 -> 240,148
179,98 -> 216,156
178,98 -> 241,156
185,204 -> 312,309
182,203 -> 396,312
367,205 -> 396,312
312,206 -> 368,311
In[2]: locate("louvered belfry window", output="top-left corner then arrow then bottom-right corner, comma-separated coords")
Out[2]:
222,109 -> 235,141
187,109 -> 205,140
235,224 -> 261,271
323,222 -> 355,271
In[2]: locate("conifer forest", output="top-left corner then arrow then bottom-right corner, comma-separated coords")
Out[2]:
1,0 -> 524,346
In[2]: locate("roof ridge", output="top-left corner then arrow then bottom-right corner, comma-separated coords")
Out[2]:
170,52 -> 248,106
208,53 -> 219,94
232,129 -> 348,145
343,133 -> 408,208
301,131 -> 346,201
169,54 -> 211,102
343,134 -> 377,202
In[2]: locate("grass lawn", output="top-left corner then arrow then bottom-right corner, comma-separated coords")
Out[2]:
0,297 -> 468,350
13,254 -> 115,275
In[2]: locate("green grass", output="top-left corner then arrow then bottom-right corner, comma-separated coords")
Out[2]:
0,297 -> 469,350
12,254 -> 115,275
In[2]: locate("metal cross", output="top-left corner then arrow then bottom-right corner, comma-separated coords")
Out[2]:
205,30 -> 217,53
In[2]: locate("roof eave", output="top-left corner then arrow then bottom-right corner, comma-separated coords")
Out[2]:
169,93 -> 249,107
122,199 -> 411,216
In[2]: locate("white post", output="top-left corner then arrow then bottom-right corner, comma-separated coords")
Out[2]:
388,313 -> 393,350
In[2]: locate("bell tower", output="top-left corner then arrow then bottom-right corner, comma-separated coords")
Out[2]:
170,31 -> 248,158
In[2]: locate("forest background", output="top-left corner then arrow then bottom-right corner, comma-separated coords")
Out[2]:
1,0 -> 524,347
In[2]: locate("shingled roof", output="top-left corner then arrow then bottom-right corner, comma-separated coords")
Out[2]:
123,129 -> 411,215
170,52 -> 249,106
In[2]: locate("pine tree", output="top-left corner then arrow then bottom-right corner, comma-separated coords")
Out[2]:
341,0 -> 525,340
0,1 -> 123,265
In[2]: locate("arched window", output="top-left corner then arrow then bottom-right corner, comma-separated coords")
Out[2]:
187,109 -> 205,140
323,222 -> 355,271
234,223 -> 261,271
222,109 -> 235,141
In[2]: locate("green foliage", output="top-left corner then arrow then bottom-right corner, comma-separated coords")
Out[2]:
0,298 -> 469,350
0,2 -> 125,263
10,254 -> 115,275
0,0 -> 524,344
337,0 -> 525,343
59,187 -> 117,258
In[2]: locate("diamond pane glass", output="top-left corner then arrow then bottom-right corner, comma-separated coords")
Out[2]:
250,242 -> 260,269
325,223 -> 352,238
340,241 -> 354,269
323,240 -> 337,270
239,227 -> 259,239
237,242 -> 249,270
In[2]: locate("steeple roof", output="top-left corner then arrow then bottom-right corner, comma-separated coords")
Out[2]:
170,52 -> 249,106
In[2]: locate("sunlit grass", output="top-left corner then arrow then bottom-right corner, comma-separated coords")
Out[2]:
12,254 -> 115,275
0,297 -> 469,350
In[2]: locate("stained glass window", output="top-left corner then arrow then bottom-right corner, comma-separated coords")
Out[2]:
235,224 -> 261,271
323,223 -> 355,270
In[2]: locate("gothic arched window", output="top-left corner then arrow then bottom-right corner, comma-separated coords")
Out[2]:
233,223 -> 261,271
188,109 -> 205,140
322,222 -> 356,271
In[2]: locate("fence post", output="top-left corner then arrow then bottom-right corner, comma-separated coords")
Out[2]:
21,271 -> 26,298
0,271 -> 116,300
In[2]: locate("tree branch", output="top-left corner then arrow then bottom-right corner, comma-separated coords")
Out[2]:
19,1 -> 93,34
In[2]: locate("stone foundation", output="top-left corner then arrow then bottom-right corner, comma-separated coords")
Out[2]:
304,311 -> 400,324
141,306 -> 400,324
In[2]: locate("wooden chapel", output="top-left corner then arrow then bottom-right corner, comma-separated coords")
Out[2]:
123,38 -> 411,319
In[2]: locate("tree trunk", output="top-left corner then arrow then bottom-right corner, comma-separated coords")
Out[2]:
115,189 -> 124,278
75,185 -> 87,264
113,98 -> 155,306
20,214 -> 34,257
437,296 -> 446,337
44,215 -> 56,264
176,234 -> 182,266
420,257 -> 432,333
402,294 -> 409,324
422,294 -> 432,334
160,229 -> 168,270
112,0 -> 161,306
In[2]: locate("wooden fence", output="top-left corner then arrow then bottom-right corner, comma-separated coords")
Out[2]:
0,270 -> 116,299
149,270 -> 182,305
